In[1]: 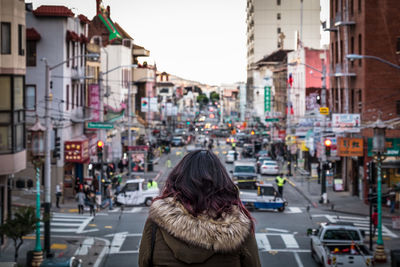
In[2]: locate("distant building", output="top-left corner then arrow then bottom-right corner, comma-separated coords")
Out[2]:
246,0 -> 321,108
0,0 -> 26,235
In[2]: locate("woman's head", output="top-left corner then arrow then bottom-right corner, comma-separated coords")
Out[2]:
157,150 -> 253,223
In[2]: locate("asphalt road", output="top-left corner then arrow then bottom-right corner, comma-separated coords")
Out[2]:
7,143 -> 398,266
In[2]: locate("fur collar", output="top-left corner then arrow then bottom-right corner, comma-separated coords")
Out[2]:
149,197 -> 251,252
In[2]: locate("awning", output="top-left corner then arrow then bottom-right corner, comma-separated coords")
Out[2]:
26,28 -> 41,41
66,30 -> 80,42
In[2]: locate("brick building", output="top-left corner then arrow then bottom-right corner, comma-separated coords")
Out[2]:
329,0 -> 400,198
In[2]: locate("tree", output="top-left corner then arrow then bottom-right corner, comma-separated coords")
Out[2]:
196,94 -> 209,105
210,91 -> 220,103
0,207 -> 39,262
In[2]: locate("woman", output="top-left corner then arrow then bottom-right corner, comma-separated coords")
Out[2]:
139,150 -> 261,267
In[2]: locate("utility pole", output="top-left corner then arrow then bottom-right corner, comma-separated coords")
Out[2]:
44,63 -> 52,257
127,71 -> 132,178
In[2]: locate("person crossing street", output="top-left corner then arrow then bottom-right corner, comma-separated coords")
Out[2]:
275,174 -> 286,196
147,179 -> 158,189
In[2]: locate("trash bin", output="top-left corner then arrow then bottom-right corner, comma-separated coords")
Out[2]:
392,249 -> 400,267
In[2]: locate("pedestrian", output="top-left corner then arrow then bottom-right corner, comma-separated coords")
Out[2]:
275,174 -> 286,196
138,150 -> 261,267
147,179 -> 158,190
372,207 -> 378,237
55,183 -> 62,208
101,184 -> 114,210
88,191 -> 97,216
76,189 -> 86,214
208,142 -> 213,150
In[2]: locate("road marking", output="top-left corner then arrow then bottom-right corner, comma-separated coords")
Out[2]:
256,233 -> 271,251
93,237 -> 110,267
75,237 -> 94,256
286,207 -> 302,214
51,243 -> 67,250
110,232 -> 128,254
128,207 -> 144,213
105,226 -> 112,229
264,228 -> 289,233
88,224 -> 96,227
77,216 -> 94,234
68,209 -> 79,213
281,234 -> 299,248
294,252 -> 304,267
80,229 -> 99,233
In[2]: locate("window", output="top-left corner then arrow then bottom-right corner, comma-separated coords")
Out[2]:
1,22 -> 11,54
76,84 -> 79,108
72,43 -> 75,67
72,84 -> 75,109
277,13 -> 281,20
358,89 -> 362,113
0,126 -> 12,152
66,41 -> 70,67
335,41 -> 338,63
277,0 -> 281,5
358,0 -> 361,12
396,37 -> 400,54
277,27 -> 281,34
351,37 -> 354,67
358,34 -> 362,66
26,41 -> 36,66
26,85 -> 36,111
80,84 -> 84,106
351,88 -> 355,113
0,77 -> 11,110
66,85 -> 69,110
14,77 -> 23,110
18,25 -> 24,56
350,0 -> 354,15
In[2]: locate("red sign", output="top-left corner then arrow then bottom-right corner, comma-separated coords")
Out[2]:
64,140 -> 89,163
278,130 -> 286,140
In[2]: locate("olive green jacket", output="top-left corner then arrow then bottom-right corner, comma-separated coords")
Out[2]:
139,197 -> 261,267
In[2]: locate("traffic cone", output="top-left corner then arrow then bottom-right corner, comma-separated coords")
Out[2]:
350,242 -> 356,255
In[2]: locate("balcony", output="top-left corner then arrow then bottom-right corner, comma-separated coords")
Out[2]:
333,63 -> 356,77
334,11 -> 355,27
133,67 -> 155,82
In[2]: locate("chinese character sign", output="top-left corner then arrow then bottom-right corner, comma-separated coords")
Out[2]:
89,84 -> 100,122
337,137 -> 363,157
264,86 -> 271,112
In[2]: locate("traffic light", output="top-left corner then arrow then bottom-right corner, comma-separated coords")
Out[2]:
97,140 -> 104,156
324,139 -> 332,156
53,136 -> 61,159
316,95 -> 321,105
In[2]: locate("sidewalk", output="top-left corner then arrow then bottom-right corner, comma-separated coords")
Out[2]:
287,169 -> 397,219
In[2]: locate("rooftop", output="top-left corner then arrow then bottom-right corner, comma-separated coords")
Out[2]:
33,5 -> 75,17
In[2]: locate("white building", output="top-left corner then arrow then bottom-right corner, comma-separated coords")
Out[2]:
23,5 -> 90,197
247,0 -> 321,105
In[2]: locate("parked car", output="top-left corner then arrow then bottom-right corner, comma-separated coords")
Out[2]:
226,150 -> 239,163
257,156 -> 273,172
260,160 -> 280,175
171,136 -> 185,147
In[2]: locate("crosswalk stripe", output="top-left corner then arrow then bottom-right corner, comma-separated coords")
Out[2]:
281,234 -> 299,248
286,207 -> 302,214
256,233 -> 271,251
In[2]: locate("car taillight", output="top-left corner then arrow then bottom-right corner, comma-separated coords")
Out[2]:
327,257 -> 331,265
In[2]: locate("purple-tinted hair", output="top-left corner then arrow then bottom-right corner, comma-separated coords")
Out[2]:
155,149 -> 254,231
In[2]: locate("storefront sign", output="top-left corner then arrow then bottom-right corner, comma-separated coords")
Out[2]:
367,138 -> 400,157
264,86 -> 271,112
65,140 -> 89,163
332,113 -> 361,133
337,137 -> 363,157
89,84 -> 100,122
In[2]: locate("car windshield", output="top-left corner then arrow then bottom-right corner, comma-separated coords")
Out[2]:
228,151 -> 235,155
263,162 -> 277,166
172,137 -> 181,141
235,166 -> 255,173
259,186 -> 276,196
323,230 -> 361,241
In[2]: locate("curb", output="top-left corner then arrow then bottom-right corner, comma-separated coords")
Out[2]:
322,207 -> 395,219
287,178 -> 318,208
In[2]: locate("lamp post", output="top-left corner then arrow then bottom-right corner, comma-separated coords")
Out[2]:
28,117 -> 46,266
371,117 -> 387,262
41,53 -> 98,256
346,54 -> 400,70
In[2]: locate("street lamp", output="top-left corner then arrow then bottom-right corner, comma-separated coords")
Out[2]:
371,116 -> 387,262
28,117 -> 46,266
346,54 -> 400,70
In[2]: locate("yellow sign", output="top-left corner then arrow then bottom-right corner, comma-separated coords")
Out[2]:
320,107 -> 329,115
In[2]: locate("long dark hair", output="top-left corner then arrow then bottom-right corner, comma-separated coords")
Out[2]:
156,149 -> 254,230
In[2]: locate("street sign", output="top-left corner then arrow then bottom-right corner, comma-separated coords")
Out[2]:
319,107 -> 329,115
87,122 -> 114,129
265,118 -> 279,122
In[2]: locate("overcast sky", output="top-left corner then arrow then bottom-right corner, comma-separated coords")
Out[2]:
29,0 -> 328,86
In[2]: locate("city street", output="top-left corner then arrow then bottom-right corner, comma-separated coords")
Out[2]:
5,144 -> 399,267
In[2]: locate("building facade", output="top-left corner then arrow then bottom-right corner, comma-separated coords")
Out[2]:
246,0 -> 321,107
0,0 -> 26,232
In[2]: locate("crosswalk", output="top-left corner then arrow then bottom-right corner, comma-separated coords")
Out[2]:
40,212 -> 93,233
312,214 -> 398,238
101,231 -> 310,255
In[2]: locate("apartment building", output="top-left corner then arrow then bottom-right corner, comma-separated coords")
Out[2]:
0,0 -> 26,229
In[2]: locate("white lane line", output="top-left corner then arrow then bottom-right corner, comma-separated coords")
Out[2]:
42,222 -> 82,227
256,233 -> 271,251
287,207 -> 302,213
128,207 -> 143,213
76,216 -> 94,234
40,228 -> 77,233
52,218 -> 88,222
93,237 -> 110,267
265,228 -> 289,233
109,232 -> 128,254
75,237 -> 94,256
281,234 -> 299,248
294,252 -> 304,267
52,213 -> 92,218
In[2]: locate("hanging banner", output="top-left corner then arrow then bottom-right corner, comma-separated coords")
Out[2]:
332,113 -> 361,133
